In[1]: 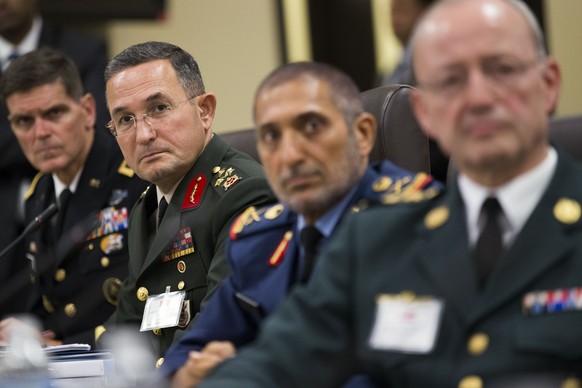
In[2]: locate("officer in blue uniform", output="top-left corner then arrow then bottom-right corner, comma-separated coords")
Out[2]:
162,62 -> 442,386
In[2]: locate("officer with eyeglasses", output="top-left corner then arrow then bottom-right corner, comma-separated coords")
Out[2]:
197,1 -> 582,387
96,41 -> 275,364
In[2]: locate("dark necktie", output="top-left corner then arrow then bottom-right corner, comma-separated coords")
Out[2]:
473,197 -> 503,288
158,197 -> 168,228
56,188 -> 72,238
300,225 -> 323,282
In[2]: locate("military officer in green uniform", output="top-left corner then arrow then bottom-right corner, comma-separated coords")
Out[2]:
0,48 -> 147,346
198,1 -> 582,387
97,41 -> 275,364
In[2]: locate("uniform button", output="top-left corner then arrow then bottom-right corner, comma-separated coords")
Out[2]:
137,287 -> 149,301
64,303 -> 77,317
54,268 -> 66,282
101,257 -> 110,267
467,332 -> 489,356
178,281 -> 185,290
563,377 -> 582,388
42,295 -> 55,313
87,243 -> 94,251
155,357 -> 164,368
152,328 -> 162,336
458,375 -> 482,388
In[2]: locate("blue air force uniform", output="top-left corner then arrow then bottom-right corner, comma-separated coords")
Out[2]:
161,160 -> 442,378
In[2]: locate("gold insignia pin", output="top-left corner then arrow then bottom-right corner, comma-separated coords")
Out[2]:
64,303 -> 77,317
424,206 -> 449,229
54,268 -> 66,282
553,198 -> 581,224
265,204 -> 285,220
177,260 -> 187,273
373,177 -> 392,192
136,287 -> 149,301
212,166 -> 221,174
89,178 -> 101,188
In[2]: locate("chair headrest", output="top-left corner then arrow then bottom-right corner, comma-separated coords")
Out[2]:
361,84 -> 431,173
549,115 -> 582,161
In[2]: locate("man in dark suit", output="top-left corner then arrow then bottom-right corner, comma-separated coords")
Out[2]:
198,1 -> 582,387
162,62 -> 441,387
0,0 -> 109,314
97,41 -> 275,365
0,48 -> 147,346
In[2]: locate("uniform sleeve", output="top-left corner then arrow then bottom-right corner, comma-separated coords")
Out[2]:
161,272 -> 259,377
198,216 -> 362,388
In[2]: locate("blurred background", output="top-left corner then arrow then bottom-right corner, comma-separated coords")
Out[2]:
41,0 -> 582,134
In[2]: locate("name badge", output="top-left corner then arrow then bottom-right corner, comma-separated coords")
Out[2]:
140,288 -> 186,332
368,292 -> 444,354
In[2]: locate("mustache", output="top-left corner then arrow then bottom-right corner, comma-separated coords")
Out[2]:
279,165 -> 322,187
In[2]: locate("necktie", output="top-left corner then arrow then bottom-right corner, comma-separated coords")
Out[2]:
56,188 -> 72,238
473,197 -> 503,288
158,197 -> 168,228
300,225 -> 323,282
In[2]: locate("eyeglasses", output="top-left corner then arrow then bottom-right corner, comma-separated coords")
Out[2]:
417,57 -> 542,99
106,97 -> 195,137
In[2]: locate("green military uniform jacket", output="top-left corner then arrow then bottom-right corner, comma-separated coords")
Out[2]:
99,135 -> 274,361
20,129 -> 147,346
201,149 -> 582,388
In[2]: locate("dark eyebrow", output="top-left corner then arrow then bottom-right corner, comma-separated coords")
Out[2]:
111,92 -> 171,116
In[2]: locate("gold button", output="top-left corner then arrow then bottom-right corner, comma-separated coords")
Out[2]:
467,332 -> 489,356
152,328 -> 162,336
101,257 -> 110,267
54,268 -> 66,282
95,325 -> 106,342
459,375 -> 482,388
563,377 -> 582,388
64,303 -> 76,317
178,281 -> 185,290
42,295 -> 54,313
155,357 -> 164,368
136,287 -> 149,301
87,243 -> 94,250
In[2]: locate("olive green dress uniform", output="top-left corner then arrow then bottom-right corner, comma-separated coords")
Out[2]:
200,149 -> 582,388
97,135 -> 275,363
23,129 -> 147,346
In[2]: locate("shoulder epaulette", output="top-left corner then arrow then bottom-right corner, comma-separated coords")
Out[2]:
24,172 -> 45,201
373,172 -> 441,205
117,160 -> 135,178
211,164 -> 243,192
230,203 -> 290,240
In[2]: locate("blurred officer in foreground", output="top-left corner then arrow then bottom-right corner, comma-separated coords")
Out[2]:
97,41 -> 275,363
162,61 -> 441,387
198,1 -> 582,387
0,47 -> 146,346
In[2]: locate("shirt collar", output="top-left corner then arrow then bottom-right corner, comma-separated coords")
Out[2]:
52,165 -> 84,198
297,186 -> 358,238
458,146 -> 557,246
0,16 -> 42,66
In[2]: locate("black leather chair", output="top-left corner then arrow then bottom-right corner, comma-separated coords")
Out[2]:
220,128 -> 259,162
549,114 -> 582,161
361,84 -> 433,174
221,84 -> 445,178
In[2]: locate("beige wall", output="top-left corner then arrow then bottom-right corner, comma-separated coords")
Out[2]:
103,0 -> 581,134
546,0 -> 582,117
105,0 -> 281,134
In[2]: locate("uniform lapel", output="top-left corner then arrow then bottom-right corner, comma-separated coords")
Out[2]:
468,152 -> 582,324
417,187 -> 479,322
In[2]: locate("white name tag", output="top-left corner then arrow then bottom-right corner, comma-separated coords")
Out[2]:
368,292 -> 444,354
140,289 -> 186,332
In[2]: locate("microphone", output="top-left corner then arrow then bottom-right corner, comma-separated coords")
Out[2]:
0,203 -> 58,261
